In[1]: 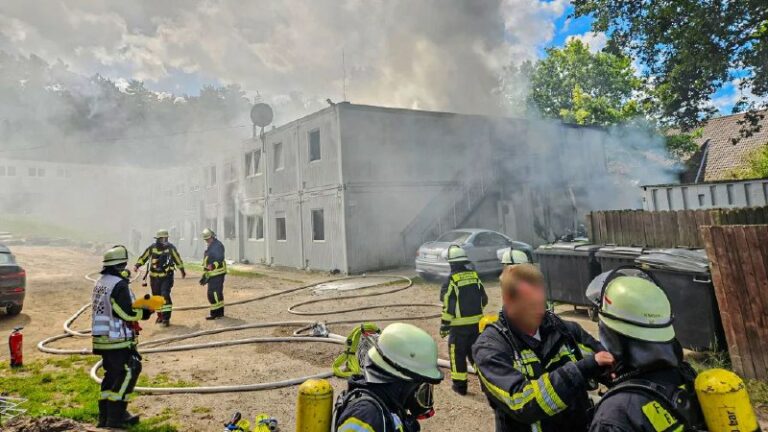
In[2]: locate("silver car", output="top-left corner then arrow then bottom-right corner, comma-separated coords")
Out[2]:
414,229 -> 533,280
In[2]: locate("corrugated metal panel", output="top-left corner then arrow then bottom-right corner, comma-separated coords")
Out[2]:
643,179 -> 768,210
268,194 -> 303,268
301,190 -> 344,271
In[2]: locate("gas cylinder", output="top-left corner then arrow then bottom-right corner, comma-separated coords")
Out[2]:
9,326 -> 23,368
478,314 -> 499,333
694,368 -> 760,432
296,379 -> 333,432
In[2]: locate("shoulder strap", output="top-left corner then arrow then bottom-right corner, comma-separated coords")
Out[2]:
333,388 -> 394,432
548,313 -> 584,361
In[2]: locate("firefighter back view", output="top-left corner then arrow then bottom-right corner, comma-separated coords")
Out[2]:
92,245 -> 153,428
440,245 -> 487,395
587,269 -> 708,432
200,228 -> 227,319
133,229 -> 185,326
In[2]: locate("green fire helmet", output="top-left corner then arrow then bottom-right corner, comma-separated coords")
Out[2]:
446,245 -> 469,263
599,276 -> 675,343
201,228 -> 215,240
155,229 -> 169,239
103,245 -> 129,266
501,248 -> 529,265
367,323 -> 443,383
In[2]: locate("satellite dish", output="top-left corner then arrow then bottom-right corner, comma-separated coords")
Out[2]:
250,103 -> 274,128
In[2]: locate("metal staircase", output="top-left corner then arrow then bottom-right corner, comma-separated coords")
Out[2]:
400,166 -> 498,259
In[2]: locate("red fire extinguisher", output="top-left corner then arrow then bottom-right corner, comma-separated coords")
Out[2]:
9,326 -> 23,368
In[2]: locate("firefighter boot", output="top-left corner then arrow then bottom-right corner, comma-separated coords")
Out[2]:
452,381 -> 468,396
106,401 -> 140,428
97,400 -> 109,427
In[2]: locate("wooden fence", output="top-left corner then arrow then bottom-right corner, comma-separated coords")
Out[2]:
588,207 -> 768,248
701,225 -> 768,380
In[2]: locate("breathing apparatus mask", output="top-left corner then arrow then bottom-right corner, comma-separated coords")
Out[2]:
362,352 -> 437,420
406,382 -> 435,420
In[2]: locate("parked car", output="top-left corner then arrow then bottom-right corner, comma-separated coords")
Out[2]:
0,244 -> 25,316
415,229 -> 533,280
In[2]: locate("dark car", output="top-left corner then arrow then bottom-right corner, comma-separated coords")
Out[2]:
0,244 -> 25,316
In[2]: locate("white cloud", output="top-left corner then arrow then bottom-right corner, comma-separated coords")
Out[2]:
567,31 -> 607,53
0,0 -> 569,122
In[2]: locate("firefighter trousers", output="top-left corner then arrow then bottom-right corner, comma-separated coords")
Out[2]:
100,348 -> 142,402
150,275 -> 174,321
448,325 -> 479,385
207,275 -> 225,317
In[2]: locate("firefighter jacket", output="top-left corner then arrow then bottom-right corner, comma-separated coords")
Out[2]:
589,367 -> 704,432
203,238 -> 227,278
334,376 -> 419,432
472,310 -> 605,432
440,264 -> 487,327
135,242 -> 184,278
91,268 -> 147,352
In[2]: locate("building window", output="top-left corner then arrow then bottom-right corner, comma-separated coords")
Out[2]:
709,185 -> 717,206
224,215 -> 236,239
665,188 -> 673,210
698,193 -> 705,207
28,167 -> 36,177
247,215 -> 264,240
245,150 -> 261,177
726,184 -> 734,205
651,189 -> 659,210
224,161 -> 236,183
273,142 -> 284,171
311,209 -> 325,241
7,166 -> 15,176
681,187 -> 689,210
744,183 -> 752,207
206,165 -> 217,187
308,129 -> 321,162
275,213 -> 287,241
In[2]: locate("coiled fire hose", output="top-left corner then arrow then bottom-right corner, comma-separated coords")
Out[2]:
38,271 -> 469,394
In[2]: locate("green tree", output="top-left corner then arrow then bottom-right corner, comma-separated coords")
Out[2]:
571,0 -> 768,134
527,39 -> 644,126
730,143 -> 768,179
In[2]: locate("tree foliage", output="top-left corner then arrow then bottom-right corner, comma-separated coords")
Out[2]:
730,143 -> 768,179
572,0 -> 768,134
526,39 -> 644,126
0,51 -> 251,166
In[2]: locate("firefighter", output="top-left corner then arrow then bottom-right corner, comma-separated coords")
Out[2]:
440,245 -> 488,395
587,270 -> 706,432
333,323 -> 443,432
200,228 -> 227,319
92,245 -> 153,428
472,264 -> 613,432
500,247 -> 530,266
133,229 -> 185,326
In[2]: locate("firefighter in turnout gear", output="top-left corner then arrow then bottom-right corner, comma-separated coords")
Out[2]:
201,228 -> 227,319
587,269 -> 707,432
472,264 -> 612,432
333,323 -> 443,432
133,229 -> 185,326
92,245 -> 153,428
440,245 -> 488,395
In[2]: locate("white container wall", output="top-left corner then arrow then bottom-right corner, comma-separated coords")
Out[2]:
642,179 -> 768,211
300,190 -> 345,271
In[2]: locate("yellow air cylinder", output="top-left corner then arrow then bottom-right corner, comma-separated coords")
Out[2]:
694,368 -> 760,432
296,378 -> 334,432
479,314 -> 499,333
132,294 -> 166,311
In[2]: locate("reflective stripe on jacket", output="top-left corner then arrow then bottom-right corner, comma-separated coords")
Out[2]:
440,269 -> 487,326
472,311 -> 604,432
135,242 -> 184,278
91,274 -> 143,350
203,238 -> 227,278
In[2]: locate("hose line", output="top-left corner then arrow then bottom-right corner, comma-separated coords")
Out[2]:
39,272 -> 468,395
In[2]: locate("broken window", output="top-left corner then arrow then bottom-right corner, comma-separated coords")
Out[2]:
311,209 -> 325,241
245,150 -> 261,177
247,215 -> 264,240
273,142 -> 284,171
309,129 -> 321,162
275,213 -> 287,241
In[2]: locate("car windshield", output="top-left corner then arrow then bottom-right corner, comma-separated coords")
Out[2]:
436,231 -> 471,244
0,253 -> 15,265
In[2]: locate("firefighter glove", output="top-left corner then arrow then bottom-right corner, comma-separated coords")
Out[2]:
439,321 -> 450,338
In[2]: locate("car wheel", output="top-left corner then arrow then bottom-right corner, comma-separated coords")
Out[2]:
6,304 -> 22,316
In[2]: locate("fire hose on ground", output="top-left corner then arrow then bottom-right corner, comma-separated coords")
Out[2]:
38,272 -> 473,394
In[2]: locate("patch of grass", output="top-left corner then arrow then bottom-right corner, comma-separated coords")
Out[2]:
0,356 -> 178,431
191,406 -> 212,414
137,372 -> 196,388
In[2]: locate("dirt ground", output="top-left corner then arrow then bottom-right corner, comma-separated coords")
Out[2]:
1,246 -> 764,431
